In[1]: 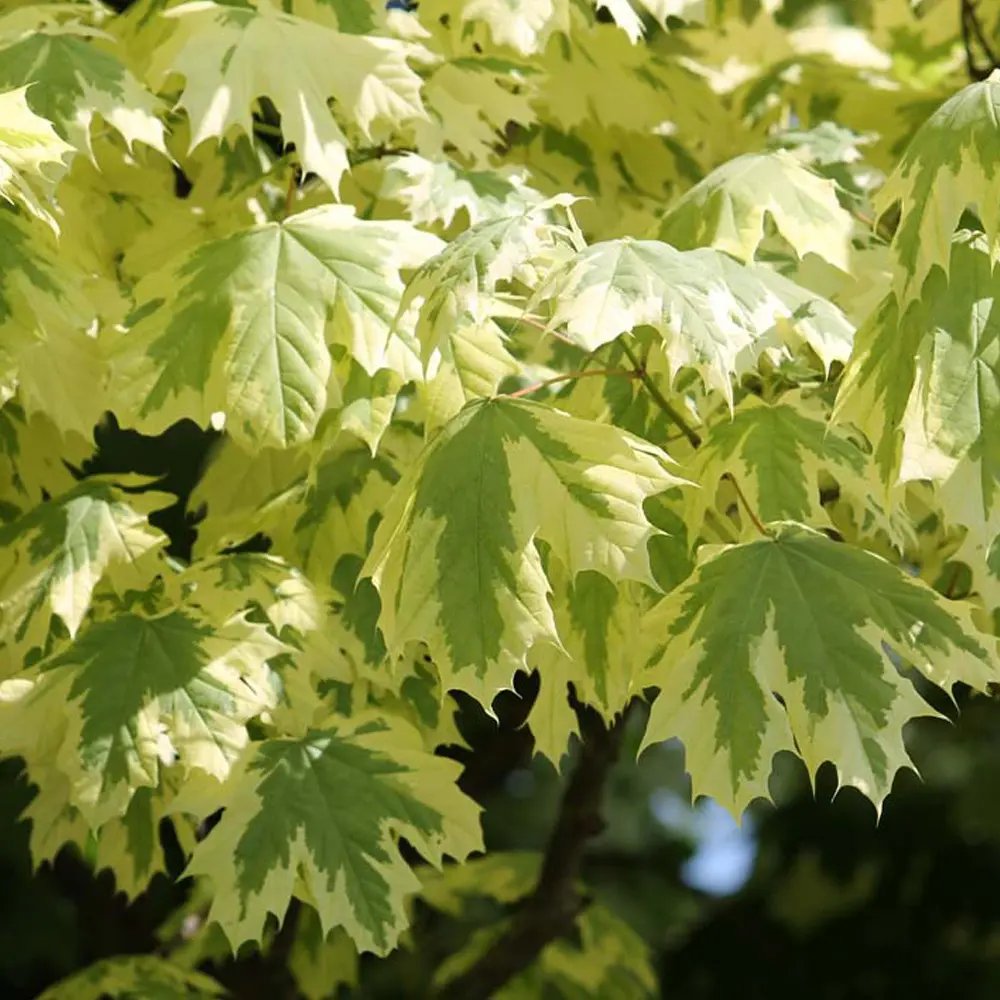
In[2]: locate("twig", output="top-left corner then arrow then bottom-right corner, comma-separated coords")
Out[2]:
282,169 -> 297,218
725,473 -> 769,536
619,341 -> 702,448
504,368 -> 636,399
436,694 -> 632,1000
961,0 -> 999,81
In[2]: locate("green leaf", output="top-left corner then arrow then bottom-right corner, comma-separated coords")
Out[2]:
642,523 -> 997,816
112,206 -> 440,448
151,1 -> 426,193
533,238 -> 854,401
0,606 -> 282,824
37,955 -> 225,1000
185,716 -> 482,954
363,397 -> 683,703
877,71 -> 1000,303
657,151 -> 855,270
836,231 -> 1000,548
0,479 -> 170,656
0,28 -> 166,156
685,393 -> 867,536
0,86 -> 71,229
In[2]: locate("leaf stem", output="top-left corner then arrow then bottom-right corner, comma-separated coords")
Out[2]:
619,341 -> 702,448
282,169 -> 297,218
504,368 -> 637,399
436,694 -> 632,999
725,474 -> 769,536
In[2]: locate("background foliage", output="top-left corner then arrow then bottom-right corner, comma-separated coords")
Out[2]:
4,0 -> 1000,996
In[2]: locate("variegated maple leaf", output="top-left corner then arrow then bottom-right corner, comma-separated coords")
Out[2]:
186,715 -> 482,954
363,397 -> 684,703
657,151 -> 854,270
112,206 -> 440,448
642,524 -> 997,817
877,71 -> 1000,304
533,238 -> 854,402
150,0 -> 426,193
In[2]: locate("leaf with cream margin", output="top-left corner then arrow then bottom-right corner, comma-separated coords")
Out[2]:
362,397 -> 684,704
641,523 -> 997,817
876,72 -> 1000,304
112,206 -> 441,448
0,479 -> 171,657
533,238 -> 854,402
185,715 -> 482,954
0,605 -> 283,825
0,27 -> 166,157
657,151 -> 854,271
835,231 -> 1000,553
685,393 -> 867,537
149,0 -> 426,194
0,86 -> 71,229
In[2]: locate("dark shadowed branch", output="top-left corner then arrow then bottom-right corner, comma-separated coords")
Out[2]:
436,692 -> 632,1000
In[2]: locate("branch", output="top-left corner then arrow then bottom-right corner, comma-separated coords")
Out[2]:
962,0 -> 999,81
618,341 -> 702,448
725,473 -> 769,537
436,694 -> 631,1000
503,367 -> 637,399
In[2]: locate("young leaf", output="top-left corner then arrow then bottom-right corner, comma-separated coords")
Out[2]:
363,397 -> 683,703
185,716 -> 482,954
642,523 -> 997,817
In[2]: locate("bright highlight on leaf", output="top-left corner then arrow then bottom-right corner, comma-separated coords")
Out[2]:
642,524 -> 997,817
534,238 -> 854,400
657,151 -> 855,270
151,1 -> 426,193
113,206 -> 440,448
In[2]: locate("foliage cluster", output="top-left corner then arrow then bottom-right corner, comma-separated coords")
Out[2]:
3,0 -> 1000,995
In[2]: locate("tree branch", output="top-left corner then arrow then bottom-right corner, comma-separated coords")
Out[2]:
961,0 -> 999,81
436,694 -> 631,999
503,367 -> 637,399
618,341 -> 702,448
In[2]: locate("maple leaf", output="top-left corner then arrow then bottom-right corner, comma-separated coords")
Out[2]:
685,393 -> 867,537
533,238 -> 854,401
642,524 -> 997,816
836,231 -> 1000,548
657,151 -> 855,270
0,606 -> 282,824
0,212 -> 96,428
185,715 -> 482,954
150,0 -> 426,194
0,86 -> 71,230
112,205 -> 441,448
0,479 -> 170,658
0,28 -> 165,157
363,397 -> 684,703
877,71 -> 1000,304
381,154 -> 542,229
